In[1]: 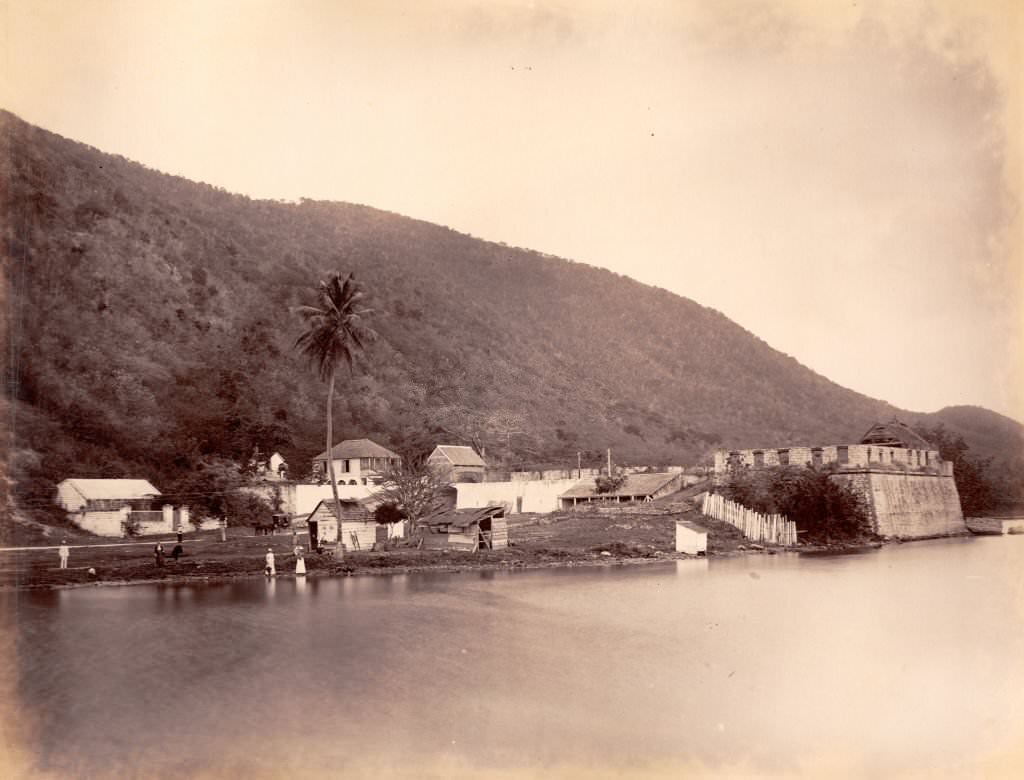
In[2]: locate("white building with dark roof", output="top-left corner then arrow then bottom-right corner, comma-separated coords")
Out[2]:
312,439 -> 400,486
55,478 -> 186,537
427,444 -> 487,483
57,478 -> 161,512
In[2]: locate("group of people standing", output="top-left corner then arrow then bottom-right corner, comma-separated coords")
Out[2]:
264,545 -> 306,577
153,532 -> 186,567
56,533 -> 310,579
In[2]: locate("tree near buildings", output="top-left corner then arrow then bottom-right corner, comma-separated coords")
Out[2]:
294,272 -> 375,558
914,424 -> 998,515
375,455 -> 451,534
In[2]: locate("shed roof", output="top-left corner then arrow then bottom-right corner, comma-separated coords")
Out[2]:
431,445 -> 486,468
313,439 -> 400,462
859,421 -> 933,450
421,505 -> 504,530
558,472 -> 679,500
305,496 -> 379,520
61,478 -> 161,500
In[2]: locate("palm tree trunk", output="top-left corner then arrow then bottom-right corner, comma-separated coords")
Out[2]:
326,369 -> 344,559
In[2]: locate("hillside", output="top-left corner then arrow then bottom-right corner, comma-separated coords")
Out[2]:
2,110 -> 1021,518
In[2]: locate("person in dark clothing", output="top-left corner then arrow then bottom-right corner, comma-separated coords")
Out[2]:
171,543 -> 184,561
177,531 -> 184,544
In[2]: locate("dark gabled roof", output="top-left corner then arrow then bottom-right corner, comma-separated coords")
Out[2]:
305,496 -> 380,520
420,505 -> 504,530
432,445 -> 487,468
558,472 -> 679,500
859,421 -> 933,450
313,439 -> 400,462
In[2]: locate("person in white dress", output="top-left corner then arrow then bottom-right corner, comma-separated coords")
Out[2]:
265,548 -> 276,576
58,540 -> 70,569
294,545 -> 306,576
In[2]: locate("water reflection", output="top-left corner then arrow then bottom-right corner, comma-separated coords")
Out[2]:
674,557 -> 709,576
6,537 -> 1024,778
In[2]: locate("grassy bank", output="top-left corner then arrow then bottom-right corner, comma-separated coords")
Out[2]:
0,509 -> 764,590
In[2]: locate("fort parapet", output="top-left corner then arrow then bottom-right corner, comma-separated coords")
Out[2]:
714,443 -> 951,476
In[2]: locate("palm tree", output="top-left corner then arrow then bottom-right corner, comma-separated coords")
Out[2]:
295,272 -> 375,558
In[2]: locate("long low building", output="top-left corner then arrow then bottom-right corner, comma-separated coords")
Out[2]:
558,472 -> 684,510
55,478 -> 199,537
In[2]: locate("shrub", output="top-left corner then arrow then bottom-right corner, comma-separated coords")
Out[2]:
595,472 -> 626,494
723,465 -> 871,544
373,501 -> 407,526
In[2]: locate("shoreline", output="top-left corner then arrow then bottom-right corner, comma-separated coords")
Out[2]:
4,524 -> 991,593
3,549 -> 721,591
3,535 -> 973,592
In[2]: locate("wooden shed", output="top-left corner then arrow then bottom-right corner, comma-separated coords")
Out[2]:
675,520 -> 708,555
305,497 -> 403,551
417,505 -> 507,552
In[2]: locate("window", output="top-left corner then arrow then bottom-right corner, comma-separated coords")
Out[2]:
753,450 -> 764,468
777,449 -> 789,466
811,448 -> 823,467
837,446 -> 848,463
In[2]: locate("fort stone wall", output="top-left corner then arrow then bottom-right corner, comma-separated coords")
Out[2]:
832,470 -> 966,539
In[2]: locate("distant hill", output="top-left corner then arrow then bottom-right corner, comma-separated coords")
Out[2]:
2,110 -> 1021,516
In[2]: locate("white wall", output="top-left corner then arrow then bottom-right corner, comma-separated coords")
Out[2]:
455,479 -> 582,514
294,484 -> 375,518
74,508 -> 129,537
56,480 -> 87,512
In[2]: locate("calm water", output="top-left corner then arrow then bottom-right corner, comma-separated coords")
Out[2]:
3,536 -> 1024,778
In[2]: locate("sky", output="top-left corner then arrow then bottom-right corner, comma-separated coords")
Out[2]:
3,0 -> 1022,420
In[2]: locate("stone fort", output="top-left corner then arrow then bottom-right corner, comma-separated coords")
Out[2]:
713,421 -> 966,539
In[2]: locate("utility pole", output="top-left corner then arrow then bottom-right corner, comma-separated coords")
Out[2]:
577,451 -> 582,479
607,448 -> 612,476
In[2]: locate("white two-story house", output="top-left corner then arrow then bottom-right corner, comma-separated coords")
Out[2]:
311,439 -> 401,486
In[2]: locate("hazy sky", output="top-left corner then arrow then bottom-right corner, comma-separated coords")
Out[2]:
3,0 -> 1021,419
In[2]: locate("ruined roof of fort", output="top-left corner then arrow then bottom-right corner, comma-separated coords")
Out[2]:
859,421 -> 933,450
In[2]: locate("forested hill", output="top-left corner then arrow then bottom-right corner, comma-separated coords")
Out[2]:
2,110 -> 1022,517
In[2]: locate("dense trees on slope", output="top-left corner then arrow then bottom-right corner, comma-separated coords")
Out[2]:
2,110 -> 1021,524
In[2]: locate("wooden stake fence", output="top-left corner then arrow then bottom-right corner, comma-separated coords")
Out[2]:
701,493 -> 798,546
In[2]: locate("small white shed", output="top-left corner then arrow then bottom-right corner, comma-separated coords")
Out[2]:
675,520 -> 708,555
